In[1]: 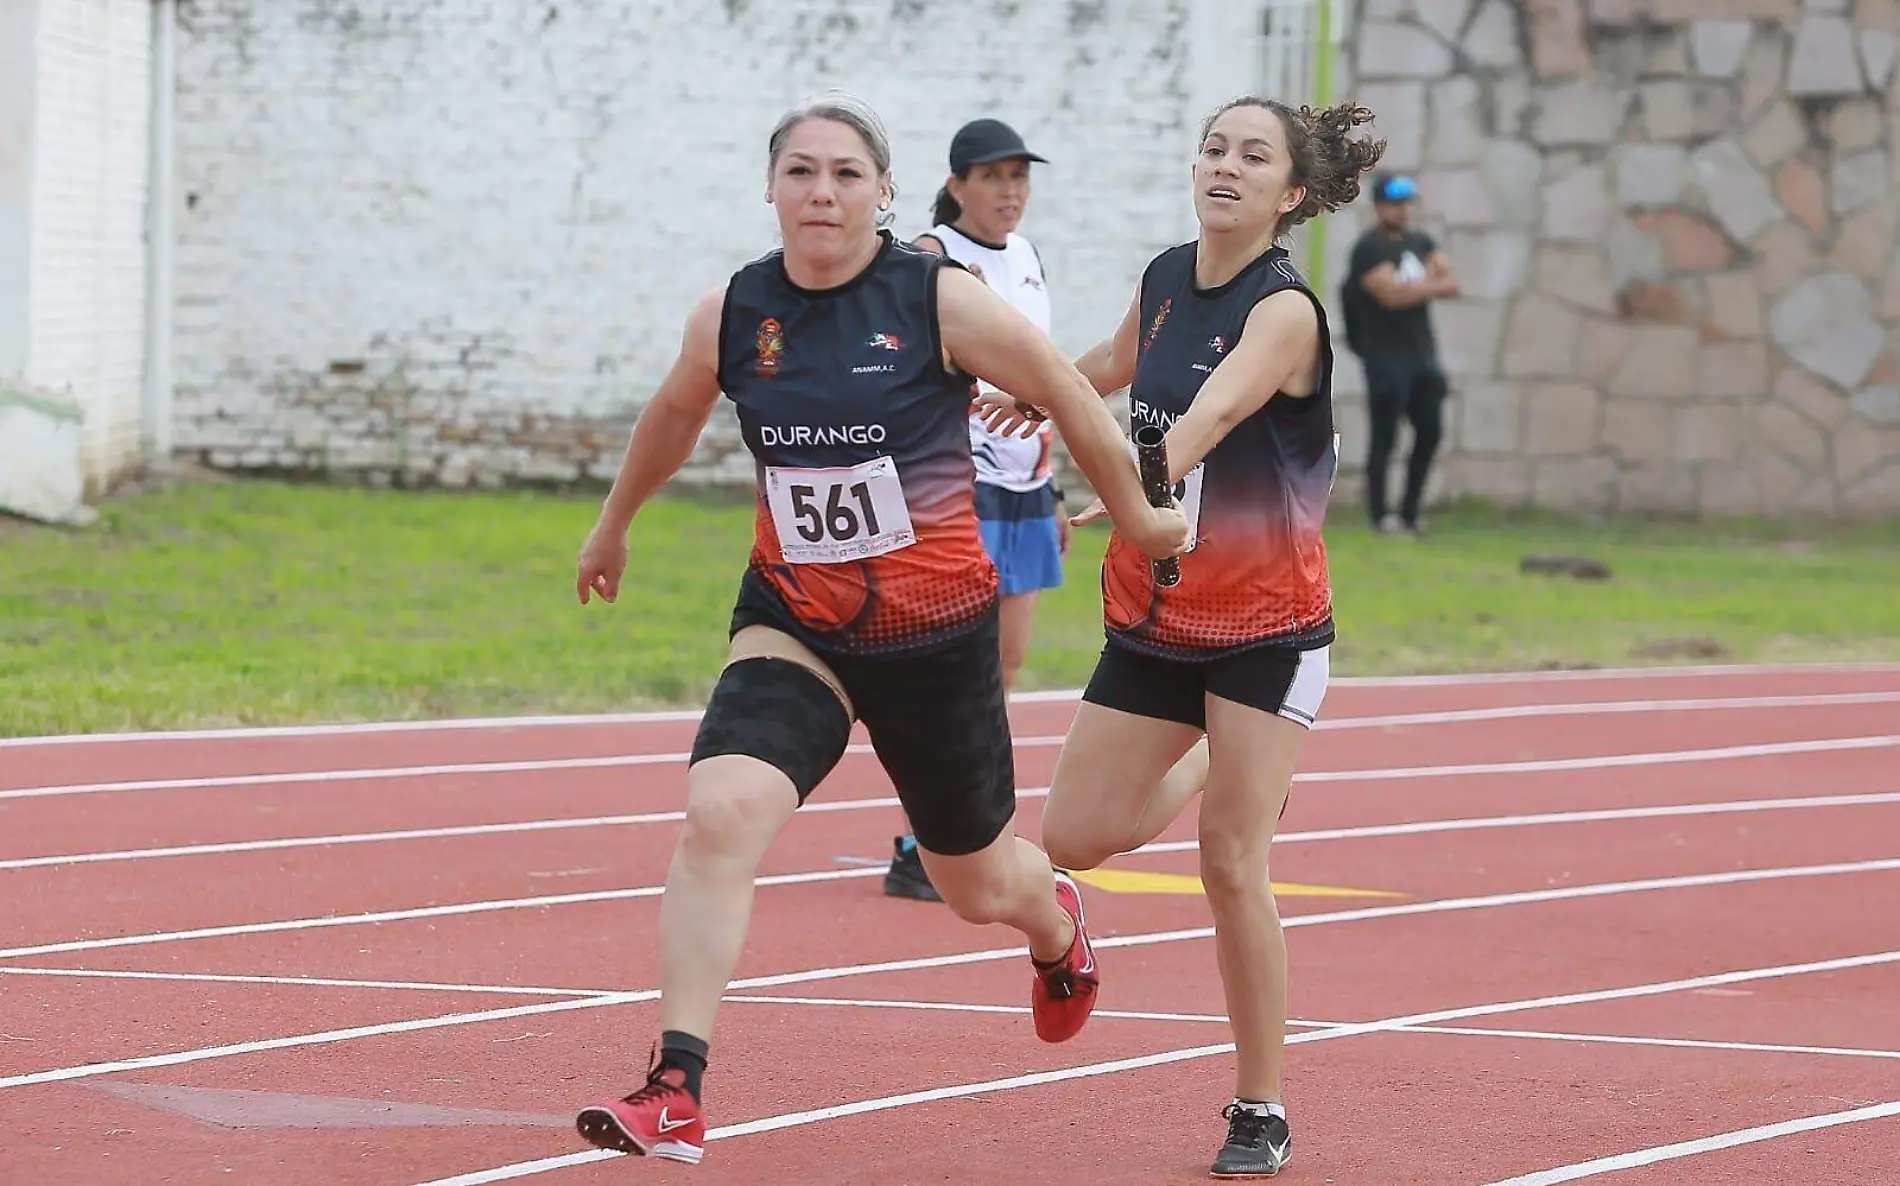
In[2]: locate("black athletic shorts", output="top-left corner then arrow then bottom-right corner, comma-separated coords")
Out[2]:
1082,638 -> 1333,731
715,578 -> 1017,858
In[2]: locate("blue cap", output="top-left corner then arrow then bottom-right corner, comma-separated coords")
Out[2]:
1375,175 -> 1418,203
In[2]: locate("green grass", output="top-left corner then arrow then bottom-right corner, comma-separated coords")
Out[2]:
3,478 -> 1898,737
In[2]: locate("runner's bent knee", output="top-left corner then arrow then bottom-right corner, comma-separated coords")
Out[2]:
677,767 -> 795,860
926,856 -> 1019,926
1040,824 -> 1122,874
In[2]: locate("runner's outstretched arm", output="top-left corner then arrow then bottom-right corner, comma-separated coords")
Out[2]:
935,265 -> 1186,561
977,284 -> 1138,438
595,286 -> 727,531
578,286 -> 726,604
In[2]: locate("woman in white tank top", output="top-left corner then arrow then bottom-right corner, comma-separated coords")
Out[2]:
885,117 -> 1065,903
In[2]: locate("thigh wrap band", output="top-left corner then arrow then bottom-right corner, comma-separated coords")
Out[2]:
689,656 -> 853,803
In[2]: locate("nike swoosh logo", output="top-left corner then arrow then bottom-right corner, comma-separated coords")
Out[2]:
657,1108 -> 693,1133
1269,1139 -> 1289,1164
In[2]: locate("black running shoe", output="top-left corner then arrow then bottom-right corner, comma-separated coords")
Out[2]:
882,836 -> 942,902
1210,1103 -> 1291,1178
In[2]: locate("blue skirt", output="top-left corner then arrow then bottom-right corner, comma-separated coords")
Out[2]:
976,483 -> 1065,597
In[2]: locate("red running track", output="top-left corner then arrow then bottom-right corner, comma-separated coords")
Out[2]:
2,664 -> 1899,1185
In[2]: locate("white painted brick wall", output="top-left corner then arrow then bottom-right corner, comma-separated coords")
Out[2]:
169,0 -> 1217,488
29,0 -> 152,492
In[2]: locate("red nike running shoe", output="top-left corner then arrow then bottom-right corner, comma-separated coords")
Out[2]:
1031,869 -> 1099,1042
575,1056 -> 705,1165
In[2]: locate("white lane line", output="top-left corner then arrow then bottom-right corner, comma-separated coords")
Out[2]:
0,811 -> 711,871
11,663 -> 1892,749
1129,790 -> 1900,856
17,782 -> 1900,876
14,975 -> 1888,1069
0,747 -> 932,803
3,690 -> 1890,775
405,946 -> 1900,1185
1294,734 -> 1900,784
8,728 -> 1895,806
0,792 -> 945,870
0,966 -> 601,997
719,994 -> 1233,1025
1479,1098 -> 1900,1185
1261,857 -> 1900,933
0,690 -> 1088,749
0,713 -> 718,748
0,866 -> 883,961
0,741 -> 1064,802
0,753 -> 697,802
1278,950 -> 1900,1045
6,859 -> 1898,1090
1331,663 -> 1900,687
1331,690 -> 1900,731
1401,1023 -> 1900,1063
413,1042 -> 1256,1186
725,996 -> 1900,1063
0,992 -> 644,1091
7,822 -> 1899,964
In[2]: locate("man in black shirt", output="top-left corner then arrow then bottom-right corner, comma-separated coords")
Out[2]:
1340,174 -> 1460,535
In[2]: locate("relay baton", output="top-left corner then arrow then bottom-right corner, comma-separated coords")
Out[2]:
1132,424 -> 1182,588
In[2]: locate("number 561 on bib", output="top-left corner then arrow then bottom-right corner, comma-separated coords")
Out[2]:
765,456 -> 918,564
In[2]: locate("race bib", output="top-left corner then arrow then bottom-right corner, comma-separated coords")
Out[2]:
1128,438 -> 1204,551
765,456 -> 917,564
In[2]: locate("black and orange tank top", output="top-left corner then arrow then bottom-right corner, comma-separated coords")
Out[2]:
717,230 -> 998,658
1101,241 -> 1340,660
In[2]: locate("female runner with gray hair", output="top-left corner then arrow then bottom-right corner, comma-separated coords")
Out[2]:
570,89 -> 1188,1167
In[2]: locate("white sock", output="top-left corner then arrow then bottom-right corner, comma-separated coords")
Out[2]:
1233,1099 -> 1286,1121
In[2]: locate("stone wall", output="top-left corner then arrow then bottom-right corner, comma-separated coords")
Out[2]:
1337,0 -> 1900,518
167,0 -> 1205,491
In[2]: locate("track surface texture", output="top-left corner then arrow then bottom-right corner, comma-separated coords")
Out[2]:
3,663 -> 1898,1185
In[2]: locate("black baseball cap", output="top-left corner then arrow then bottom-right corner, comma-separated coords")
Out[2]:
949,118 -> 1049,173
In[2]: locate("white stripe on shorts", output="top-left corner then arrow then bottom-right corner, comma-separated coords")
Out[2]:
1278,645 -> 1331,729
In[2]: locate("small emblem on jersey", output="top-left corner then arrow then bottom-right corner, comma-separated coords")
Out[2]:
865,332 -> 902,351
1208,335 -> 1226,354
967,262 -> 986,281
1022,275 -> 1043,289
755,318 -> 785,377
1144,298 -> 1172,352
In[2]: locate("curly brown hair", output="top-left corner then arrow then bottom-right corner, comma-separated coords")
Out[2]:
1199,96 -> 1387,235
